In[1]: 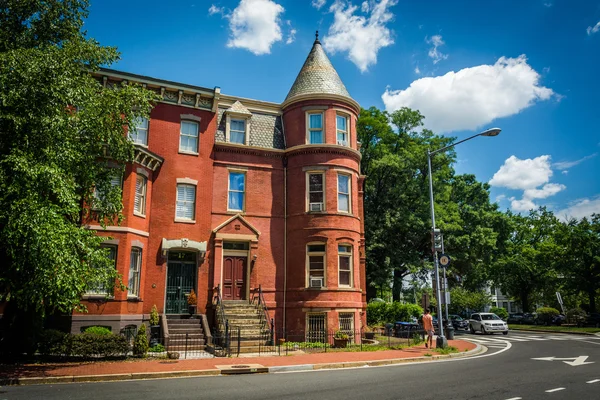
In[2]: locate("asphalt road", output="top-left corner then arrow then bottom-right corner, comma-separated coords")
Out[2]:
2,331 -> 599,400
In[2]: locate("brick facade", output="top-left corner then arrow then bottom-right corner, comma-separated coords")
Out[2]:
74,37 -> 367,335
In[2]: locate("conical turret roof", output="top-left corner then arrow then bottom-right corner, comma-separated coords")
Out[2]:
284,32 -> 354,105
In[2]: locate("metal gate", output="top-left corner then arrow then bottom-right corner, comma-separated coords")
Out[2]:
166,252 -> 196,314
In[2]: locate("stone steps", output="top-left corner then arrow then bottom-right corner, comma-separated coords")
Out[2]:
219,301 -> 271,351
164,315 -> 207,352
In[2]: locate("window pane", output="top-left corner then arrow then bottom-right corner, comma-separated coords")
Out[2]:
336,115 -> 346,131
339,271 -> 351,286
338,245 -> 351,253
229,172 -> 245,191
231,119 -> 245,131
308,244 -> 326,252
339,256 -> 351,271
309,114 -> 322,129
310,192 -> 324,203
230,131 -> 245,144
338,175 -> 349,193
228,192 -> 244,210
310,130 -> 323,144
181,121 -> 198,137
309,174 -> 323,191
338,194 -> 349,212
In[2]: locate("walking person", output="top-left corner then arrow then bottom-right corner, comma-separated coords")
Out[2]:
422,308 -> 434,348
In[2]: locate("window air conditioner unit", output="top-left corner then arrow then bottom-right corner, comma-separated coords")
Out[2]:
310,277 -> 324,288
309,202 -> 323,212
337,140 -> 348,146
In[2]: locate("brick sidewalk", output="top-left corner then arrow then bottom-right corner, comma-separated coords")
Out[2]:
0,339 -> 476,382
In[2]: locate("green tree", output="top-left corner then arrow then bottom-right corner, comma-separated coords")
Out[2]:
0,0 -> 157,336
490,207 -> 560,312
448,287 -> 492,314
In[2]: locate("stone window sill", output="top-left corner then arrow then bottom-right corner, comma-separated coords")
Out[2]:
178,150 -> 199,156
174,218 -> 196,224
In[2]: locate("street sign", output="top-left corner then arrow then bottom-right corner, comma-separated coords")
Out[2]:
532,356 -> 594,366
439,254 -> 451,267
445,291 -> 451,305
556,292 -> 566,314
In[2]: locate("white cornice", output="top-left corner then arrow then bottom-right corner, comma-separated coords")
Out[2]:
281,93 -> 360,113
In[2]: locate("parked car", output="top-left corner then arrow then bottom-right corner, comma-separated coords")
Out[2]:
449,314 -> 469,330
469,313 -> 509,335
521,313 -> 537,325
582,312 -> 600,328
507,313 -> 524,324
535,313 -> 565,326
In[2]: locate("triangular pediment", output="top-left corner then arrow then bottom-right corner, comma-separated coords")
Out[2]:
225,101 -> 252,116
213,214 -> 261,238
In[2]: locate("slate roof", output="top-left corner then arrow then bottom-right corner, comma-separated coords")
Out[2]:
285,34 -> 353,103
216,107 -> 285,150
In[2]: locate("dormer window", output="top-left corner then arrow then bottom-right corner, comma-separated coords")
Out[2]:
307,112 -> 323,144
230,119 -> 246,144
336,114 -> 348,146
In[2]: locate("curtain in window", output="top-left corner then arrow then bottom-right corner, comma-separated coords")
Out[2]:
336,115 -> 347,144
180,121 -> 198,152
128,248 -> 142,297
176,184 -> 195,219
230,119 -> 245,144
309,114 -> 323,143
130,117 -> 148,145
134,175 -> 146,214
228,172 -> 245,210
338,175 -> 349,212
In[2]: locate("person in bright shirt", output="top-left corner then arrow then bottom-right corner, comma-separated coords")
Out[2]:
422,308 -> 434,348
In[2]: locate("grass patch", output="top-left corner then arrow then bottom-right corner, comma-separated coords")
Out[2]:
424,353 -> 432,357
509,325 -> 600,334
431,346 -> 459,355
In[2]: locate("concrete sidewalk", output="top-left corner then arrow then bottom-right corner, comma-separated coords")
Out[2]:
0,339 -> 479,385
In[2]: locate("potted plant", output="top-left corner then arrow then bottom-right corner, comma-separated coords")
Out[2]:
333,330 -> 349,348
363,326 -> 375,340
149,304 -> 160,346
187,289 -> 197,316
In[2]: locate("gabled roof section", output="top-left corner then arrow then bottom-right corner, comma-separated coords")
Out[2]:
284,32 -> 354,106
213,214 -> 261,238
225,100 -> 252,116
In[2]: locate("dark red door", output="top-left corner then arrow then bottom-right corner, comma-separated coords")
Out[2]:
223,256 -> 247,300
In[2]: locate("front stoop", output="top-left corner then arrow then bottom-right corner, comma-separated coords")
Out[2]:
165,315 -> 206,351
222,301 -> 271,353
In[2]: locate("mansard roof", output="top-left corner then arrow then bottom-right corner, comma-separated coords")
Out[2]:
284,32 -> 355,108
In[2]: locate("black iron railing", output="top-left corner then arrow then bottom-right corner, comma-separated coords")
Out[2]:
213,284 -> 230,356
252,285 -> 274,350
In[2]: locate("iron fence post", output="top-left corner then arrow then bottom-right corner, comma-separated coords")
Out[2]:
237,326 -> 241,357
360,328 -> 363,351
185,332 -> 188,360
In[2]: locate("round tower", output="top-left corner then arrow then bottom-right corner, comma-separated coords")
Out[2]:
282,32 -> 366,335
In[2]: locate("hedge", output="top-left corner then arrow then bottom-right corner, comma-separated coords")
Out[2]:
535,307 -> 560,325
367,302 -> 423,326
489,307 -> 508,320
37,330 -> 129,358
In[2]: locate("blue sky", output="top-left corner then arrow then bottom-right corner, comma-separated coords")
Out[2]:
85,0 -> 600,219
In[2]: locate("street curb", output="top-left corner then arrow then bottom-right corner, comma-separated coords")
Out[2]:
510,328 -> 600,336
3,344 -> 484,385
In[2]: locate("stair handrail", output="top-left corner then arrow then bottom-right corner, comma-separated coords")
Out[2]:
214,284 -> 230,354
255,285 -> 274,345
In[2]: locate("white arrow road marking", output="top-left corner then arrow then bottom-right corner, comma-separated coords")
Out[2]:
532,356 -> 594,366
505,397 -> 522,400
545,387 -> 565,393
587,379 -> 600,384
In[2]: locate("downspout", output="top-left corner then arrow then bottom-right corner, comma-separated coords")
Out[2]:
281,119 -> 288,337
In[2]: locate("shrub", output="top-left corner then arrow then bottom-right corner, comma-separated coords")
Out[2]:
149,343 -> 165,353
334,330 -> 349,340
70,333 -> 128,358
367,302 -> 387,326
566,308 -> 587,325
133,324 -> 149,357
490,307 -> 509,320
367,302 -> 423,325
84,326 -> 112,336
536,307 -> 560,325
149,305 -> 160,326
37,329 -> 68,356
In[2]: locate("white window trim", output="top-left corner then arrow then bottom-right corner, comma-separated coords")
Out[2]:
128,247 -> 142,298
85,244 -> 117,297
179,120 -> 199,154
336,113 -> 349,147
306,312 -> 327,343
227,170 -> 246,212
175,183 -> 196,222
225,114 -> 250,145
337,173 -> 351,214
338,244 -> 353,288
306,171 -> 326,213
306,111 -> 324,144
130,117 -> 149,147
133,174 -> 147,217
306,243 -> 327,289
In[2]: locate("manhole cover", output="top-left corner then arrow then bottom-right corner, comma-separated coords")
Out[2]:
231,365 -> 251,369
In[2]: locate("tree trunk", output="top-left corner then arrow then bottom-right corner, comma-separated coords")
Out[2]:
366,285 -> 377,302
589,289 -> 597,313
392,268 -> 403,302
520,289 -> 530,313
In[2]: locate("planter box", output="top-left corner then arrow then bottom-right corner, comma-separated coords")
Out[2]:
333,338 -> 348,348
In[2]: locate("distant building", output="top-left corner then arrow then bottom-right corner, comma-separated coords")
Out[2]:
74,33 -> 367,338
487,286 -> 522,313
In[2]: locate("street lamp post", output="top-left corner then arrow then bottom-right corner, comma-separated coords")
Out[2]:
427,127 -> 501,348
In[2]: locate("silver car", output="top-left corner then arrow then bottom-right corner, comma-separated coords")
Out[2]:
469,313 -> 509,335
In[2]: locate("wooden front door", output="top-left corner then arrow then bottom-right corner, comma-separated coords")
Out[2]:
223,256 -> 247,300
165,252 -> 197,314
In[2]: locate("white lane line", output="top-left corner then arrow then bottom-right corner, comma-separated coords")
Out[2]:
502,337 -> 529,342
587,379 -> 600,384
510,335 -> 546,340
545,387 -> 565,393
505,397 -> 522,400
487,345 -> 507,348
581,340 -> 600,346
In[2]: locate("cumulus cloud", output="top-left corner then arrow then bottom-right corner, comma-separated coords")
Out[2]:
226,0 -> 285,55
323,0 -> 398,72
490,155 -> 566,212
312,0 -> 327,9
414,66 -> 421,74
553,153 -> 597,172
556,196 -> 600,221
208,4 -> 225,15
427,35 -> 448,64
382,55 -> 554,133
587,21 -> 600,36
286,22 -> 297,45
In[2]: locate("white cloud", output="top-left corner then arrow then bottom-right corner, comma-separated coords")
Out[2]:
323,0 -> 398,72
312,0 -> 327,9
286,28 -> 297,45
490,155 -> 566,213
414,66 -> 421,74
587,21 -> 600,36
562,170 -> 568,175
553,153 -> 597,171
544,2 -> 552,7
556,196 -> 600,221
427,35 -> 448,64
208,4 -> 225,15
490,155 -> 553,190
382,55 -> 554,133
227,0 -> 285,55
361,1 -> 370,12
